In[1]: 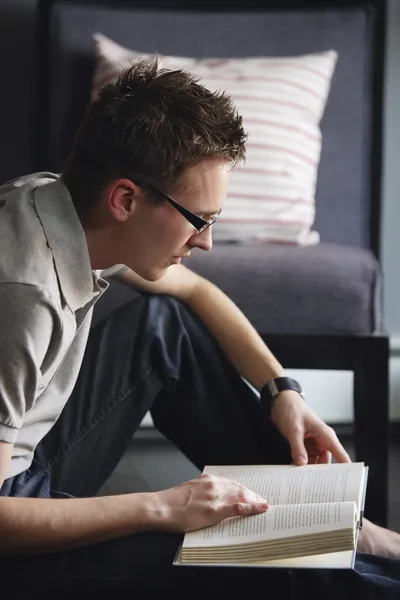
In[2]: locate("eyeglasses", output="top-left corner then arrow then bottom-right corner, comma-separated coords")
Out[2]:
152,187 -> 221,234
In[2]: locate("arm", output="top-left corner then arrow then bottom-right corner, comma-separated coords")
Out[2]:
0,442 -> 268,555
0,441 -> 155,555
114,267 -> 351,466
115,265 -> 283,390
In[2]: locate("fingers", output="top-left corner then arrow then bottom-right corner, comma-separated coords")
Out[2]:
225,481 -> 269,517
208,479 -> 269,521
202,474 -> 268,512
292,424 -> 351,465
332,447 -> 352,463
317,450 -> 332,464
237,486 -> 268,508
304,450 -> 332,464
289,427 -> 308,466
307,453 -> 318,465
222,500 -> 269,520
329,430 -> 352,463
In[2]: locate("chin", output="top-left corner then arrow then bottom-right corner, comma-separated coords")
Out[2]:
138,265 -> 169,282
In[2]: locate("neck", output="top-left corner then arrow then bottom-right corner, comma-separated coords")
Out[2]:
83,222 -> 119,271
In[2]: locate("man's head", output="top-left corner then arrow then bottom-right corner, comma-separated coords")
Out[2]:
62,58 -> 247,280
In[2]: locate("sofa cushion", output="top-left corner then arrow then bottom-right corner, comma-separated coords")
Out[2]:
94,243 -> 381,336
184,242 -> 382,335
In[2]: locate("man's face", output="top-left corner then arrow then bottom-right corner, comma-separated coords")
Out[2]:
108,159 -> 230,280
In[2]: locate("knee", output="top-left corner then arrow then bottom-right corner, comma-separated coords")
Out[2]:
146,294 -> 188,325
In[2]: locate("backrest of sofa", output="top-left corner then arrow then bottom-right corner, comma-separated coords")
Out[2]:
36,0 -> 386,256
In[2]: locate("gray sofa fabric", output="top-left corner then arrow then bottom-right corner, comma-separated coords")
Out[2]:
94,242 -> 381,336
183,243 -> 382,335
186,243 -> 382,335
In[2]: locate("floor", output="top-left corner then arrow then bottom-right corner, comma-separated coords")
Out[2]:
98,428 -> 400,532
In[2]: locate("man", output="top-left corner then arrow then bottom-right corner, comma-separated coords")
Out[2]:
0,60 -> 399,597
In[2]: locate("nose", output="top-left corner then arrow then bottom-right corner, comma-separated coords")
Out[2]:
189,226 -> 213,252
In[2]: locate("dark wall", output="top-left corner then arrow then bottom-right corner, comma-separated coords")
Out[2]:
0,0 -> 37,183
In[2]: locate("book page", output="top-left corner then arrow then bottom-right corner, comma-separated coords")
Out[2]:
174,548 -> 355,570
182,501 -> 356,548
203,463 -> 365,509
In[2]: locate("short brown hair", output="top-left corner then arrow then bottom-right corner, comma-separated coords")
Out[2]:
62,58 -> 247,214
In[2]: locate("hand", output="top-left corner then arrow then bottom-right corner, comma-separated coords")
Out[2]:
270,390 -> 351,466
152,473 -> 269,533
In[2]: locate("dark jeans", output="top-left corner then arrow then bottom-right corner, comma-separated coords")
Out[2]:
0,288 -> 399,599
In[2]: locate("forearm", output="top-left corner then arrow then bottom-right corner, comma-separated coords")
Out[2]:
187,277 -> 284,390
0,492 -> 158,556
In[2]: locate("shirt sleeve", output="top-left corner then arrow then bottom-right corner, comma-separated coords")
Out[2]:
0,283 -> 58,444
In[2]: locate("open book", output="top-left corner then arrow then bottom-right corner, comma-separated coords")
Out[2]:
174,462 -> 368,569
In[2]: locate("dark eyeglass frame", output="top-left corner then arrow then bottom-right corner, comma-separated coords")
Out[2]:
152,187 -> 221,234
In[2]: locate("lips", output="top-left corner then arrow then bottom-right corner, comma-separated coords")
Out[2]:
173,254 -> 191,260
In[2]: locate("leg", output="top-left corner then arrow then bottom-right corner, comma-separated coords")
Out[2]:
147,294 -> 293,469
36,290 -> 291,498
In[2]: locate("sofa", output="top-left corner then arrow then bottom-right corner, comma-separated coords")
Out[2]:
34,0 -> 389,525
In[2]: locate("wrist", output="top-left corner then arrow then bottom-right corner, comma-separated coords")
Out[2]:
123,492 -> 165,533
260,377 -> 305,415
139,491 -> 175,532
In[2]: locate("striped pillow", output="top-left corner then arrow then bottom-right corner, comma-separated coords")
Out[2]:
92,33 -> 338,245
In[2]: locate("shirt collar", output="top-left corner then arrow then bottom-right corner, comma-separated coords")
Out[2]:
33,176 -> 108,312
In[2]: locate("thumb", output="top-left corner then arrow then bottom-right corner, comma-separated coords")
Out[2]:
290,429 -> 307,465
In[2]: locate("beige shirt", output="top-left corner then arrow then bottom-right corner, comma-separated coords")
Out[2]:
0,172 -> 116,479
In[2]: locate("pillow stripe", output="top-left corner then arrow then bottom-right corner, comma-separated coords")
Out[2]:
202,75 -> 325,101
229,95 -> 320,117
243,119 -> 320,141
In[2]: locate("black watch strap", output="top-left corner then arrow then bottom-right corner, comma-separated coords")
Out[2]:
260,376 -> 305,414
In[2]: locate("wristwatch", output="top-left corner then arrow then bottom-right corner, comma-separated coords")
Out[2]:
260,376 -> 305,414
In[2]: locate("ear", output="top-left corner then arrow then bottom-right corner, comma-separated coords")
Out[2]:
106,178 -> 142,222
